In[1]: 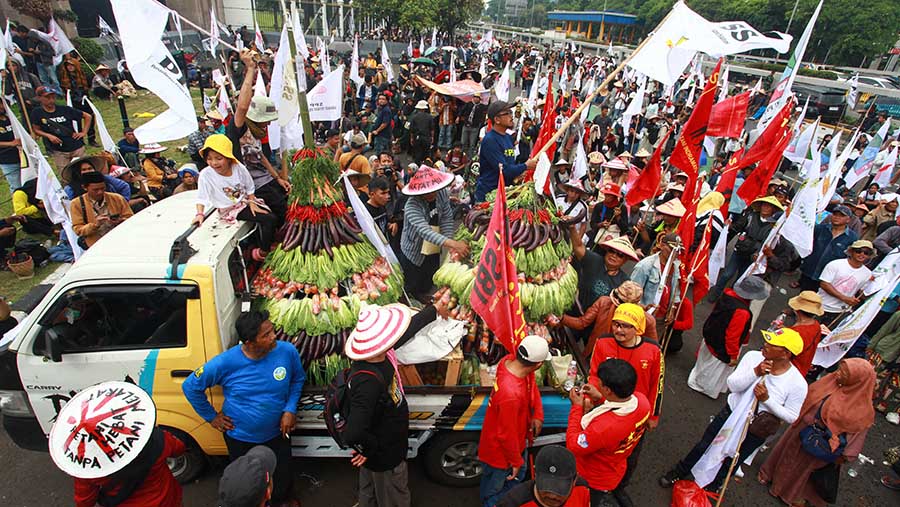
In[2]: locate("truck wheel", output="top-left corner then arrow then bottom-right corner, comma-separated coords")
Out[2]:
164,428 -> 208,484
422,432 -> 482,487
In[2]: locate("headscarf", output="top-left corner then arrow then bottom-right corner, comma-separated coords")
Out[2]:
797,358 -> 876,450
696,191 -> 725,216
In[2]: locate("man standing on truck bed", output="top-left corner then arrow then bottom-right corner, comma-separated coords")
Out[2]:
342,302 -> 449,507
478,335 -> 549,507
182,310 -> 305,507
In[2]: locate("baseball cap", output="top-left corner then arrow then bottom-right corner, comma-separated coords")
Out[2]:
350,132 -> 368,148
831,204 -> 852,216
218,446 -> 276,507
36,85 -> 62,97
761,327 -> 804,356
486,100 -> 512,120
534,445 -> 578,497
517,335 -> 550,363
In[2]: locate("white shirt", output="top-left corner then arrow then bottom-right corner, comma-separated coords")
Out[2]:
196,162 -> 256,210
727,350 -> 807,425
858,190 -> 883,202
817,258 -> 872,312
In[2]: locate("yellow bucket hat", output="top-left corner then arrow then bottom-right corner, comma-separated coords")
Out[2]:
751,195 -> 785,211
612,303 -> 646,335
200,134 -> 238,162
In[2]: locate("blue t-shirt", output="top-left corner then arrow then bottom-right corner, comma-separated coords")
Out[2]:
475,129 -> 527,202
182,340 -> 306,443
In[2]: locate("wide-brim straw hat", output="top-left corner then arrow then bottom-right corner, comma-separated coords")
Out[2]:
139,143 -> 168,154
666,182 -> 685,193
62,155 -> 107,181
751,195 -> 785,211
345,304 -> 413,360
788,291 -> 824,316
635,147 -> 652,158
415,100 -> 429,110
205,109 -> 225,121
588,151 -> 605,164
617,151 -> 634,159
560,179 -> 589,194
402,165 -> 454,196
49,381 -> 156,479
601,236 -> 640,261
602,157 -> 628,171
656,198 -> 686,218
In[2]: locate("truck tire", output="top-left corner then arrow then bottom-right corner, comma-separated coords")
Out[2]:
421,432 -> 482,487
163,428 -> 208,484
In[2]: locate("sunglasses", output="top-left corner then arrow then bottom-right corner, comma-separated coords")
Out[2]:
852,248 -> 873,256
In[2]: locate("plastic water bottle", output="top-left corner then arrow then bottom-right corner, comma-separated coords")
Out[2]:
564,361 -> 578,391
768,312 -> 786,332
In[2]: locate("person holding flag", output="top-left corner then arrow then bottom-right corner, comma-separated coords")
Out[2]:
475,101 -> 537,203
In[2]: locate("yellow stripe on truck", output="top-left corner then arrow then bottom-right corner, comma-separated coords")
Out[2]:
453,394 -> 487,431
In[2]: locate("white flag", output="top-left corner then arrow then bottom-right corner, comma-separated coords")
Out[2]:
572,134 -> 588,182
217,83 -> 232,119
98,15 -> 117,40
845,119 -> 891,189
449,51 -> 457,83
607,41 -> 614,55
758,0 -> 822,129
621,77 -> 646,132
254,22 -> 265,50
82,96 -> 118,155
559,63 -> 568,94
478,55 -> 486,77
817,131 -> 849,212
494,61 -> 510,102
254,69 -> 267,97
431,27 -> 437,49
873,146 -> 899,188
864,248 -> 900,296
813,272 -> 900,369
750,77 -> 763,96
717,65 -> 730,102
784,118 -> 817,164
3,19 -> 16,54
4,99 -> 82,259
781,179 -> 819,257
316,36 -> 331,74
112,0 -> 197,143
627,1 -> 791,86
208,7 -> 219,57
292,6 -> 310,60
350,35 -> 364,87
419,37 -> 424,54
381,40 -> 394,83
533,152 -> 552,197
847,74 -> 859,109
202,93 -> 212,113
307,65 -> 344,122
30,18 -> 76,66
478,30 -> 493,53
342,175 -> 400,266
709,223 -> 729,286
268,27 -> 303,150
691,379 -> 760,487
528,60 -> 542,107
407,39 -> 413,58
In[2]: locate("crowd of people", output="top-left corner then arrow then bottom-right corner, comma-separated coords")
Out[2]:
2,18 -> 900,507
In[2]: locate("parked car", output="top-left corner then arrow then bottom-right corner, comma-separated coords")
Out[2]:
793,84 -> 846,123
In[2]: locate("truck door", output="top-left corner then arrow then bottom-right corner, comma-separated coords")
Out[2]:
17,283 -> 204,434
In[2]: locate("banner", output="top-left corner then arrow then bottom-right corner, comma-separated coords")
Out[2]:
813,272 -> 900,369
865,248 -> 900,296
691,381 -> 759,487
307,65 -> 344,122
707,91 -> 750,139
627,1 -> 791,86
98,15 -> 118,41
415,77 -> 487,102
112,0 -> 197,143
470,172 -> 526,353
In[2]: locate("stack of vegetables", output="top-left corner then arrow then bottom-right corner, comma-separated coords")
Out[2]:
432,184 -> 579,366
252,149 -> 404,379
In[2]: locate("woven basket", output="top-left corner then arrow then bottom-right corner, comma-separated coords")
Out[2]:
8,254 -> 34,280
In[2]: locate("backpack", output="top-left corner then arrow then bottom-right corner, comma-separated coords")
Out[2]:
324,367 -> 385,451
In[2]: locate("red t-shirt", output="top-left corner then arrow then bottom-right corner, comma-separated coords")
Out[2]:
589,336 -> 663,423
74,430 -> 185,507
498,478 -> 591,507
478,355 -> 545,469
790,322 -> 823,376
565,393 -> 650,491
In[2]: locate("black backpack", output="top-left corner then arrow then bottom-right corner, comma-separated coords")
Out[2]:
324,367 -> 385,451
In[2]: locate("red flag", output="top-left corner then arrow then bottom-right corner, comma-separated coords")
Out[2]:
625,129 -> 672,207
685,220 -> 713,303
714,148 -> 745,215
732,100 -> 794,172
470,172 -> 527,353
707,91 -> 751,138
737,130 -> 793,205
669,59 -> 722,208
530,76 -> 557,159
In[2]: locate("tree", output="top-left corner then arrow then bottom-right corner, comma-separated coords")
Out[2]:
434,0 -> 483,37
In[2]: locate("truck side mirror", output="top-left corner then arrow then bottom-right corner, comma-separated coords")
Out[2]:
44,329 -> 62,363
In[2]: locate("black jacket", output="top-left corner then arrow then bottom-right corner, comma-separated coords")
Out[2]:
458,102 -> 488,128
343,306 -> 436,471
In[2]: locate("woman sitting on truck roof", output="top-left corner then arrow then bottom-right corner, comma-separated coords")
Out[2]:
191,134 -> 276,262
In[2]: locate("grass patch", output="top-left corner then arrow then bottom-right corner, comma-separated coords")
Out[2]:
1,87 -> 207,303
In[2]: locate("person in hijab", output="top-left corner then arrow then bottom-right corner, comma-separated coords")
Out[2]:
758,358 -> 876,507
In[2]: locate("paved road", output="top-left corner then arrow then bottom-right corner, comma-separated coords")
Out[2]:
2,272 -> 898,506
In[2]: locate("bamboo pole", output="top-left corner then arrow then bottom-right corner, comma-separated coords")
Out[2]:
284,0 -> 316,149
6,60 -> 34,137
535,8 -> 675,159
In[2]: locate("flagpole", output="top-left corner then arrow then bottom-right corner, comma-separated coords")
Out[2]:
536,7 -> 676,158
150,0 -> 240,52
282,0 -> 315,149
714,398 -> 759,507
5,56 -> 35,137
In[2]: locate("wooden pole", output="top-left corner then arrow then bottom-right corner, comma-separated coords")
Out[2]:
7,61 -> 34,137
714,398 -> 759,507
536,8 -> 674,159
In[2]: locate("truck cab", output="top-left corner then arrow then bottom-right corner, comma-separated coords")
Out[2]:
0,191 -> 573,487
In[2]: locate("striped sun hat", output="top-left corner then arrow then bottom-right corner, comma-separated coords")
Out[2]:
345,304 -> 413,360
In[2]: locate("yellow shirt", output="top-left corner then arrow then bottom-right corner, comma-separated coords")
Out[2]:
12,189 -> 40,219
